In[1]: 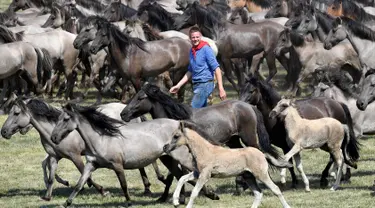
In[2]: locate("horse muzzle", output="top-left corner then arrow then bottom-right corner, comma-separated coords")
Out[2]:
1,128 -> 14,139
163,144 -> 172,154
356,99 -> 368,111
323,42 -> 332,50
269,111 -> 277,119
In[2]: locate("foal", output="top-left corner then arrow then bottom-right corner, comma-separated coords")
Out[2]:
164,121 -> 291,208
269,99 -> 358,191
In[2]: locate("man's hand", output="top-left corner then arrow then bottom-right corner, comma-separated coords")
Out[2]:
169,85 -> 180,94
219,88 -> 226,100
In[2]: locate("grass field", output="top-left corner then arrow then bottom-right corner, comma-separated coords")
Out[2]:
1,1 -> 375,207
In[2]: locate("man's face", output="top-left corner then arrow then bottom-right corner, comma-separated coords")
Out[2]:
190,31 -> 201,47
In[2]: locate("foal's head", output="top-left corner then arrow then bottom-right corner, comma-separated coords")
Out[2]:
269,98 -> 295,120
163,121 -> 188,154
239,76 -> 262,104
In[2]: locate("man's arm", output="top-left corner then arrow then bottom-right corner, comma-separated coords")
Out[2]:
214,68 -> 227,100
169,71 -> 192,94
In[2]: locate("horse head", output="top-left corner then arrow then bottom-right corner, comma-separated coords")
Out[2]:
73,16 -> 103,49
120,86 -> 152,122
357,69 -> 375,111
323,17 -> 346,50
1,94 -> 32,139
42,3 -> 66,28
295,6 -> 318,35
163,121 -> 186,154
265,0 -> 288,18
174,2 -> 200,30
269,98 -> 295,120
239,75 -> 261,104
274,28 -> 292,56
51,103 -> 79,144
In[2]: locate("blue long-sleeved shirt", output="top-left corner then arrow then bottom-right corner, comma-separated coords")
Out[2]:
188,45 -> 220,84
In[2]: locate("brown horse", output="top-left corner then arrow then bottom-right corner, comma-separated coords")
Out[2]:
326,0 -> 375,22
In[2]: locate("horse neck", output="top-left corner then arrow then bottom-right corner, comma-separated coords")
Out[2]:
346,29 -> 372,68
149,101 -> 170,119
284,107 -> 304,131
29,115 -> 57,148
185,129 -> 215,167
76,117 -> 104,155
108,42 -> 131,72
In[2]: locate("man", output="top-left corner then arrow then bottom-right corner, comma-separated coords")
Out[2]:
169,26 -> 226,108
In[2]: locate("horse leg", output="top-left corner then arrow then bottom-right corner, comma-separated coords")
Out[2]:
265,53 -> 277,83
331,149 -> 344,191
70,156 -> 108,196
242,173 -> 263,208
138,168 -> 152,196
113,165 -> 132,206
320,154 -> 334,188
253,169 -> 291,208
41,156 -> 59,201
186,168 -> 211,208
55,174 -> 70,187
64,71 -> 77,100
173,171 -> 196,207
281,146 -> 297,188
221,57 -> 239,92
42,155 -> 50,189
151,161 -> 167,185
293,153 -> 310,192
64,162 -> 97,207
248,53 -> 264,80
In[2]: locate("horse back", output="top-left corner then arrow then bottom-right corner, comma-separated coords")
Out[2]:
296,97 -> 347,124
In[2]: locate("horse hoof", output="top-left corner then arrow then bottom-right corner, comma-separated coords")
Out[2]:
143,189 -> 153,197
40,196 -> 51,201
305,187 -> 311,192
178,197 -> 185,205
156,196 -> 168,203
102,191 -> 111,197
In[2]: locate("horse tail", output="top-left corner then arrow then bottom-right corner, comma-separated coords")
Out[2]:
252,106 -> 280,159
342,125 -> 358,169
339,102 -> 360,163
265,155 -> 293,169
34,48 -> 43,84
35,48 -> 53,86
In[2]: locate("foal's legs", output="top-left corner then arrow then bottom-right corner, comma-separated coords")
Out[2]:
243,173 -> 263,208
331,150 -> 344,191
64,162 -> 97,207
293,153 -> 310,192
186,168 -> 211,208
173,171 -> 196,207
42,156 -> 59,200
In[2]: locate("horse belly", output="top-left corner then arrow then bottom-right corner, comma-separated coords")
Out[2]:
0,53 -> 22,79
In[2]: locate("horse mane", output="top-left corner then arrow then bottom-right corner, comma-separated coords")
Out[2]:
230,7 -> 248,24
142,23 -> 163,40
100,19 -> 148,54
24,98 -> 61,123
0,25 -> 23,43
142,84 -> 192,120
80,15 -> 106,28
182,120 -> 221,145
250,76 -> 281,106
316,10 -> 335,33
337,0 -> 375,22
75,0 -> 108,12
191,2 -> 226,31
138,0 -> 175,30
206,0 -> 231,16
65,103 -> 124,137
340,16 -> 375,41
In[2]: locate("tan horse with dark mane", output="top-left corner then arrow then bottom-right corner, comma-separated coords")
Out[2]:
163,121 -> 291,208
269,99 -> 359,191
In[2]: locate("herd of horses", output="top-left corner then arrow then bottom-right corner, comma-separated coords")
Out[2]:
2,0 -> 375,207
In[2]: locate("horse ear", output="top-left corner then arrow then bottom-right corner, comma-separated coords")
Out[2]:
179,121 -> 185,133
192,1 -> 199,7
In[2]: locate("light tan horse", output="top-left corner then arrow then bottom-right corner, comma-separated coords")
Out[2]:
269,99 -> 358,192
163,121 -> 291,208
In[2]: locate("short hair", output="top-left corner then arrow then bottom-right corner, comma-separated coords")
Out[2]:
189,26 -> 201,36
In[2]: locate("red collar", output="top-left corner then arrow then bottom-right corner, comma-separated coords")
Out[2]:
192,40 -> 209,58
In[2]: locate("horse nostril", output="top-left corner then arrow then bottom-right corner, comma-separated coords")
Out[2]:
163,144 -> 169,153
1,129 -> 7,137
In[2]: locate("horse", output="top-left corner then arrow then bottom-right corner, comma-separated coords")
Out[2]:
323,17 -> 375,110
163,121 -> 291,208
174,1 -> 289,91
103,1 -> 137,22
269,98 -> 358,191
275,28 -> 361,95
0,41 -> 52,103
313,82 -> 375,138
89,18 -> 190,99
228,7 -> 289,25
0,26 -> 81,100
50,103 -> 219,207
239,76 -> 360,188
326,0 -> 375,22
264,0 -> 302,18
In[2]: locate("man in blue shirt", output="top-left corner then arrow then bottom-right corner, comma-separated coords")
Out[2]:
169,27 -> 226,108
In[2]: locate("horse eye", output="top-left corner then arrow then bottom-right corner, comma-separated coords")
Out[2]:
305,19 -> 310,23
282,38 -> 286,42
51,15 -> 56,20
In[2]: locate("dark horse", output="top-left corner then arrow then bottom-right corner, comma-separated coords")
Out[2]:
174,1 -> 289,91
120,83 -> 283,194
240,76 -> 360,188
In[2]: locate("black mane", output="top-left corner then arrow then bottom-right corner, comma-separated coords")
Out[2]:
142,23 -> 163,40
24,98 -> 61,123
316,10 -> 335,33
0,25 -> 23,43
75,0 -> 108,12
340,16 -> 375,41
104,1 -> 137,21
250,76 -> 281,106
335,0 -> 375,22
99,19 -> 148,54
65,103 -> 124,137
142,84 -> 192,120
138,0 -> 175,31
365,68 -> 375,77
